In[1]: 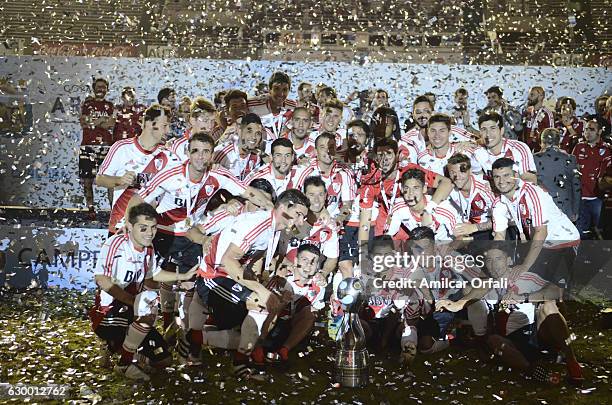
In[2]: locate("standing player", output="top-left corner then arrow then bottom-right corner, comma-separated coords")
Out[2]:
217,89 -> 249,144
491,158 -> 581,295
281,107 -> 316,161
473,112 -> 537,183
401,95 -> 473,153
311,99 -> 346,148
96,104 -> 177,235
214,113 -> 265,181
112,86 -> 146,143
190,189 -> 310,379
245,138 -> 307,196
416,113 -> 481,176
248,72 -> 296,140
170,97 -> 218,162
522,86 -> 554,152
295,132 -> 357,220
89,203 -> 193,381
446,154 -> 495,240
79,77 -> 115,220
555,97 -> 583,154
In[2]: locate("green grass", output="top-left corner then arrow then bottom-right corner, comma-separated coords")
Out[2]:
0,289 -> 610,404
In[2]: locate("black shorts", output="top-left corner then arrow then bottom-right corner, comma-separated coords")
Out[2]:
506,324 -> 541,363
92,301 -> 170,363
153,233 -> 202,274
529,246 -> 576,289
195,276 -> 254,330
416,313 -> 442,340
79,145 -> 109,179
338,225 -> 374,263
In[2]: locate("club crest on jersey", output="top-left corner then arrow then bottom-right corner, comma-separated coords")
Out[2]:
600,148 -> 606,156
519,203 -> 527,216
331,182 -> 341,194
205,185 -> 215,196
154,158 -> 164,171
474,199 -> 484,210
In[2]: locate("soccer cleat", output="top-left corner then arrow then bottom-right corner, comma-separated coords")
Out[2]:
114,363 -> 151,382
531,365 -> 560,385
277,346 -> 289,362
566,360 -> 585,384
233,363 -> 266,382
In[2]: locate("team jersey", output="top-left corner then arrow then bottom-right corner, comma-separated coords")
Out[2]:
81,99 -> 114,145
522,106 -> 554,150
169,128 -> 192,162
572,141 -> 612,198
555,117 -> 583,154
259,109 -> 294,141
472,138 -> 536,180
417,143 -> 482,176
93,234 -> 156,307
98,137 -> 178,233
447,175 -> 495,224
492,179 -> 580,248
248,96 -> 298,117
197,210 -> 279,279
398,139 -> 419,168
112,103 -> 146,143
244,162 -> 306,196
138,162 -> 247,236
213,139 -> 262,181
387,195 -> 462,241
267,132 -> 316,160
308,128 -> 345,148
295,159 -> 357,218
401,125 -> 473,153
282,218 -> 340,262
267,273 -> 325,317
198,205 -> 244,235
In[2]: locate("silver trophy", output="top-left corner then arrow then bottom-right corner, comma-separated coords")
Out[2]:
334,277 -> 369,387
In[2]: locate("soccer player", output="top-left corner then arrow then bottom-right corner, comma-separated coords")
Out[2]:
261,244 -> 326,363
481,86 -> 524,140
191,189 -> 310,379
360,138 -> 453,239
126,133 -> 272,331
296,132 -> 357,220
481,243 -> 584,384
112,86 -> 146,142
401,95 -> 473,153
281,106 -> 316,161
522,86 -> 554,152
572,117 -> 612,239
246,138 -> 307,196
96,104 -> 177,235
473,111 -> 538,183
214,113 -> 265,180
316,86 -> 355,129
311,99 -> 347,148
554,97 -> 583,154
157,87 -> 183,139
491,157 -> 580,295
416,113 -> 481,176
386,169 -> 462,241
217,89 -> 249,143
446,154 -> 495,240
248,71 -> 296,140
79,77 -> 115,220
170,97 -> 218,162
89,203 -> 194,381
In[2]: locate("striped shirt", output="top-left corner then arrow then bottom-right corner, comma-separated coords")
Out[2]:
387,195 -> 462,241
401,125 -> 473,153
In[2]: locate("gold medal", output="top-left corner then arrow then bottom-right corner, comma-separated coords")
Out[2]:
185,217 -> 192,227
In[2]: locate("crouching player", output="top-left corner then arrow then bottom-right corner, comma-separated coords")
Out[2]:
261,244 -> 326,363
89,203 -> 195,381
482,243 -> 584,384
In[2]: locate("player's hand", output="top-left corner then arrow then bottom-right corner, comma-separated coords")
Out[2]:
226,199 -> 244,216
312,272 -> 328,287
435,299 -> 464,313
118,171 -> 137,187
453,223 -> 477,238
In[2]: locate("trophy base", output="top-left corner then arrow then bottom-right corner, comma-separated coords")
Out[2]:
334,348 -> 369,388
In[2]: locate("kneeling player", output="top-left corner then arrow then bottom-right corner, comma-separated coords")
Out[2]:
260,244 -> 326,363
89,203 -> 194,381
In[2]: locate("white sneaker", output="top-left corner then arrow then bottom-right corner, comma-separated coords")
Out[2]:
114,363 -> 150,382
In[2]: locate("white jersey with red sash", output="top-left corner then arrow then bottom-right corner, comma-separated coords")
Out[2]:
284,219 -> 339,263
197,210 -> 279,279
417,143 -> 482,176
267,273 -> 325,319
295,159 -> 357,218
244,162 -> 307,196
98,137 -> 178,233
213,139 -> 261,181
492,179 -> 580,248
138,162 -> 246,236
448,175 -> 495,224
473,138 -> 536,180
387,195 -> 462,241
169,128 -> 191,162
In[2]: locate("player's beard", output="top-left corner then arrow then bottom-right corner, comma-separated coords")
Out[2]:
527,98 -> 538,107
416,116 -> 429,128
